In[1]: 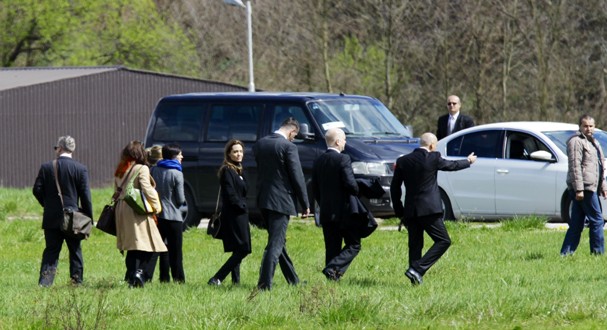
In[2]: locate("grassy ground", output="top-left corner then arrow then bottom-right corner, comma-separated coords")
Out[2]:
0,188 -> 605,329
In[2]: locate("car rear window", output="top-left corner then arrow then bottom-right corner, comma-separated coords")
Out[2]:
446,130 -> 502,158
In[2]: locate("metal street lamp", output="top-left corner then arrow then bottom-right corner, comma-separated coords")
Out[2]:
223,0 -> 255,92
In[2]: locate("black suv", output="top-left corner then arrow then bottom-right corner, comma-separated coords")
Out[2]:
144,92 -> 418,229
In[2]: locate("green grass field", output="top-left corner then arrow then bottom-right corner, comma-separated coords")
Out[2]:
0,188 -> 606,329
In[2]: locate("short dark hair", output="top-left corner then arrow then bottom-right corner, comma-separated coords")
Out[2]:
281,117 -> 300,131
579,114 -> 594,125
162,143 -> 182,160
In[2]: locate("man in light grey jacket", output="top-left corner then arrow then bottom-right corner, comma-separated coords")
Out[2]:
561,114 -> 607,255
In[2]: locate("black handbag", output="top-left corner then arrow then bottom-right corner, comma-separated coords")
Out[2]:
53,160 -> 93,240
96,204 -> 117,236
96,166 -> 133,236
206,187 -> 222,239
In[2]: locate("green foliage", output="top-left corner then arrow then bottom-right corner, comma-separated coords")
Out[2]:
0,0 -> 200,76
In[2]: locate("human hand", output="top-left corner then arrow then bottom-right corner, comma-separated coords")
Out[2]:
301,208 -> 311,218
576,191 -> 584,201
467,152 -> 477,164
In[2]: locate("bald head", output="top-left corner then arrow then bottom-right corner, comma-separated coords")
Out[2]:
325,128 -> 346,152
420,132 -> 438,149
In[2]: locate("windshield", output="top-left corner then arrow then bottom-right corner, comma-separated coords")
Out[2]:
544,129 -> 607,156
307,98 -> 410,137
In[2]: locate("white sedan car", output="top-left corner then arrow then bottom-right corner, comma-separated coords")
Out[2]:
436,122 -> 607,222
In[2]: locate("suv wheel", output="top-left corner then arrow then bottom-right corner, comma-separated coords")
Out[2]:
183,188 -> 203,231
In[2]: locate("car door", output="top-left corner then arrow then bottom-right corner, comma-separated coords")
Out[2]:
440,130 -> 503,218
494,131 -> 562,218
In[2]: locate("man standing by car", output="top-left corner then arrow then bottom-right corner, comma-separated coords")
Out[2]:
437,95 -> 475,140
33,136 -> 93,287
560,114 -> 607,255
312,128 -> 360,281
390,132 -> 476,285
253,117 -> 310,290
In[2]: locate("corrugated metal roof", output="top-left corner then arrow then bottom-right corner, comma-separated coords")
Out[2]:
0,66 -> 121,91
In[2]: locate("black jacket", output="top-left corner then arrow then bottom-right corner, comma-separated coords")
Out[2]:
218,167 -> 251,253
390,148 -> 469,220
253,133 -> 309,215
33,156 -> 93,229
436,113 -> 475,140
312,149 -> 359,225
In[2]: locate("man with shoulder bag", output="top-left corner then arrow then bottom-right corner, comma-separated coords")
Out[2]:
33,136 -> 93,287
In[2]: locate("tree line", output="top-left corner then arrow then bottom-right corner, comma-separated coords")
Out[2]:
2,0 -> 607,133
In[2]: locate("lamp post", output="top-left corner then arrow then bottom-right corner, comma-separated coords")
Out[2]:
223,0 -> 255,92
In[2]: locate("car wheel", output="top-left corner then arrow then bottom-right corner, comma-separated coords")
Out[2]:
183,188 -> 203,231
440,189 -> 455,221
561,192 -> 572,223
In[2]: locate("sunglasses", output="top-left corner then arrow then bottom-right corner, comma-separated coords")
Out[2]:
447,102 -> 458,106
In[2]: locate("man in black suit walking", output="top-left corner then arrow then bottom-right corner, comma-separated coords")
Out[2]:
253,117 -> 310,290
312,128 -> 360,281
436,95 -> 475,140
390,132 -> 476,285
33,136 -> 93,287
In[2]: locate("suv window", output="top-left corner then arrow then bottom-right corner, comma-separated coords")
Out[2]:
447,130 -> 502,158
271,104 -> 312,141
207,104 -> 262,142
152,103 -> 204,142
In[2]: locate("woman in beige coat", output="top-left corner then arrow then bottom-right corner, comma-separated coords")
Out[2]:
114,140 -> 167,288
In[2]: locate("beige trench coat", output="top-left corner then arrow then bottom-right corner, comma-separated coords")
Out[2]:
115,163 -> 167,252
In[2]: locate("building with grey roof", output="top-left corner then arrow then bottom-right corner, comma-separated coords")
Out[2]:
0,66 -> 246,187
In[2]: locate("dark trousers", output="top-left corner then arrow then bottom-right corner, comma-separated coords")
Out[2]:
125,250 -> 153,282
212,251 -> 249,284
408,214 -> 451,275
39,228 -> 83,286
322,221 -> 361,277
157,218 -> 185,283
257,209 -> 299,290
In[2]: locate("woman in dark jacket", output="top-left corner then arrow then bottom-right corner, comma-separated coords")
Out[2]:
208,139 -> 251,286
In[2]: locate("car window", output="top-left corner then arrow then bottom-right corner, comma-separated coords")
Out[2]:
207,104 -> 262,142
506,132 -> 552,160
271,104 -> 312,141
446,130 -> 502,158
152,103 -> 204,142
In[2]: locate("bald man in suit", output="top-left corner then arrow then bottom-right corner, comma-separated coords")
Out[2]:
437,95 -> 475,140
312,128 -> 360,281
390,132 -> 476,285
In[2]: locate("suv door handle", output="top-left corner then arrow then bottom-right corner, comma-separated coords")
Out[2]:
496,169 -> 509,174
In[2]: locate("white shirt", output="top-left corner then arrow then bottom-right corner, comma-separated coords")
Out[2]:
448,112 -> 460,133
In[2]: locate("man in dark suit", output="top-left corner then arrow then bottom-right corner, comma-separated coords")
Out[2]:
253,117 -> 310,290
33,136 -> 93,287
436,95 -> 475,140
390,132 -> 476,285
312,128 -> 360,281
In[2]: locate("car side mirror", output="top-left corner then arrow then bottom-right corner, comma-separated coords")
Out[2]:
296,123 -> 315,140
530,150 -> 556,163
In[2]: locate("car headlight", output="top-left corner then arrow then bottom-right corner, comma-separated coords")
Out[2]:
351,162 -> 389,175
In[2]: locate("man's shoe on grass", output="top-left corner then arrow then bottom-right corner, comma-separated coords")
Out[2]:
405,268 -> 423,286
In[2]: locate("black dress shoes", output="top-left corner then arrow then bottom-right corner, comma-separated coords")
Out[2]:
208,278 -> 221,286
405,268 -> 423,286
322,268 -> 340,281
130,269 -> 145,288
